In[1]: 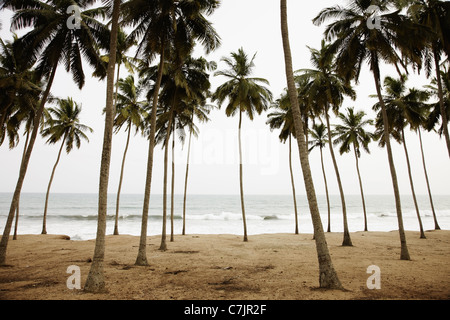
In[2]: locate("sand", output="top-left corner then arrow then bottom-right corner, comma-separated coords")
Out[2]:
0,230 -> 449,300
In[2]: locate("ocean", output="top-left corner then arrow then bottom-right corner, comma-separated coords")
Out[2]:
0,193 -> 449,240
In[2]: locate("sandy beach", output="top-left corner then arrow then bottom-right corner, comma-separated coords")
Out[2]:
0,230 -> 449,300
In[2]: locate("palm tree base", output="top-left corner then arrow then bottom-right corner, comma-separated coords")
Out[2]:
84,262 -> 107,293
135,256 -> 149,266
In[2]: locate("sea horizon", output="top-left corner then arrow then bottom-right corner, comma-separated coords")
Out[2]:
1,192 -> 449,240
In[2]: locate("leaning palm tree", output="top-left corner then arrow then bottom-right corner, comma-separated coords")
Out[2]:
0,36 -> 42,240
212,47 -> 273,242
313,0 -> 428,260
373,75 -> 429,239
84,0 -> 121,293
112,75 -> 146,235
308,122 -> 331,233
0,0 -> 108,266
266,91 -> 300,234
280,0 -> 342,289
333,107 -> 375,232
40,97 -> 93,235
297,40 -> 356,246
122,0 -> 220,264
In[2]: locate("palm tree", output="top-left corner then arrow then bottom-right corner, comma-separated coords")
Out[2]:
122,0 -> 220,264
0,36 -> 42,241
112,75 -> 146,235
312,0 -> 427,260
406,0 -> 450,157
308,123 -> 331,233
182,58 -> 216,236
84,0 -> 121,293
373,75 -> 429,239
333,107 -> 375,232
154,54 -> 214,250
266,91 -> 300,234
40,97 -> 93,235
0,0 -> 108,266
297,40 -> 356,246
280,0 -> 342,289
212,48 -> 273,242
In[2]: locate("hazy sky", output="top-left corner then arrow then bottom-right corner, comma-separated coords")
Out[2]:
0,0 -> 449,197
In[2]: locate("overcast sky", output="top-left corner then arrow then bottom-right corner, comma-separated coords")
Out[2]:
0,0 -> 449,196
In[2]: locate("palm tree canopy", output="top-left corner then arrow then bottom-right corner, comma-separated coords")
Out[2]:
122,0 -> 221,62
266,90 -> 295,143
296,41 -> 356,115
212,47 -> 272,119
0,36 -> 42,148
41,97 -> 93,153
3,0 -> 110,88
114,75 -> 147,135
425,65 -> 450,133
333,107 -> 375,157
308,122 -> 329,152
372,75 -> 430,146
313,0 -> 427,84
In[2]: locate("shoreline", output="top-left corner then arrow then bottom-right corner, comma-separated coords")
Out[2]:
0,230 -> 449,300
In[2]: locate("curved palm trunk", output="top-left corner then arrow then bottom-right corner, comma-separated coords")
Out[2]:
401,128 -> 426,239
170,122 -> 175,242
433,46 -> 450,158
324,107 -> 352,246
281,0 -> 342,289
372,54 -> 410,260
418,128 -> 440,230
320,146 -> 331,233
84,0 -> 121,292
0,60 -> 58,265
238,109 -> 248,242
353,145 -> 368,232
160,110 -> 174,251
135,44 -> 166,265
13,130 -> 30,240
289,135 -> 299,234
114,123 -> 132,235
42,134 -> 67,235
182,122 -> 193,235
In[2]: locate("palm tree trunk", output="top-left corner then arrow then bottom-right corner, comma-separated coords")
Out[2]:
401,127 -> 426,239
320,146 -> 331,233
135,43 -> 166,266
182,121 -> 193,236
13,130 -> 30,240
84,0 -> 121,292
372,53 -> 410,260
433,45 -> 450,158
114,122 -> 131,235
280,0 -> 342,289
170,121 -> 175,242
289,135 -> 299,234
160,110 -> 174,251
353,145 -> 368,231
0,59 -> 58,265
42,134 -> 67,235
418,128 -> 440,230
238,109 -> 248,242
324,106 -> 352,246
